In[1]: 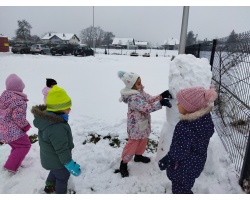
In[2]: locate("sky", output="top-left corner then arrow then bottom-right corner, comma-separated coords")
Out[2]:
0,1 -> 250,45
0,48 -> 247,196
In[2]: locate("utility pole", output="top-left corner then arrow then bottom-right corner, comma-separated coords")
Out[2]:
178,6 -> 189,54
93,6 -> 95,55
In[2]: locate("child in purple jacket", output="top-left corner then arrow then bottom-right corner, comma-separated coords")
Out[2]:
158,86 -> 217,194
0,74 -> 31,173
118,71 -> 172,178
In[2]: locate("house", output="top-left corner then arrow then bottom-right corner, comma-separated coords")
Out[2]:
112,38 -> 135,49
162,38 -> 179,50
135,41 -> 148,49
42,33 -> 80,45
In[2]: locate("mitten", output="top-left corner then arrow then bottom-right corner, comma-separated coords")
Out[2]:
161,90 -> 173,99
158,154 -> 171,171
64,160 -> 81,176
22,123 -> 31,132
160,99 -> 172,108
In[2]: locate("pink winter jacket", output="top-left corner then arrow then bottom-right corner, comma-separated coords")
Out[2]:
120,88 -> 162,140
0,90 -> 29,143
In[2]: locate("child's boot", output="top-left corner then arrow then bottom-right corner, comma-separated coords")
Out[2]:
119,160 -> 129,178
44,181 -> 56,194
134,154 -> 151,163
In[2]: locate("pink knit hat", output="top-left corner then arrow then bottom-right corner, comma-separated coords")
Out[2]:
176,86 -> 217,113
5,74 -> 25,92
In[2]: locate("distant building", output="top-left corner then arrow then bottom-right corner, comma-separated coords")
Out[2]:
135,41 -> 148,49
112,38 -> 135,49
161,38 -> 179,50
42,33 -> 80,45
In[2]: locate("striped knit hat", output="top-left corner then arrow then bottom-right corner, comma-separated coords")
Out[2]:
46,85 -> 72,112
176,86 -> 217,113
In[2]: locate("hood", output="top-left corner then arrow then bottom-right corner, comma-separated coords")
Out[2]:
31,104 -> 65,131
119,87 -> 140,103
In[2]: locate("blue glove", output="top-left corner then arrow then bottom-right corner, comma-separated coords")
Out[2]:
64,160 -> 81,176
160,99 -> 172,108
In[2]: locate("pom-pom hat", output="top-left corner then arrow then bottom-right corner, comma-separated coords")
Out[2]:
176,86 -> 217,113
117,71 -> 139,89
5,73 -> 25,92
46,78 -> 57,87
46,85 -> 72,112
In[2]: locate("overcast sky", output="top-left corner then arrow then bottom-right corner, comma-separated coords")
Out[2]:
0,5 -> 250,44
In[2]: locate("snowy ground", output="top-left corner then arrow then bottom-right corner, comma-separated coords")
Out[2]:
0,49 -> 246,196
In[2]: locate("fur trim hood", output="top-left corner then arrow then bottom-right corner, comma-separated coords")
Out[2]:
119,87 -> 140,102
180,105 -> 212,121
31,104 -> 65,123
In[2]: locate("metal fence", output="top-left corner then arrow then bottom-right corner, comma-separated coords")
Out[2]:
185,30 -> 250,190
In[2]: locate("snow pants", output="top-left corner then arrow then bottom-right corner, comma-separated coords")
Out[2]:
121,138 -> 148,163
4,134 -> 31,172
46,167 -> 70,194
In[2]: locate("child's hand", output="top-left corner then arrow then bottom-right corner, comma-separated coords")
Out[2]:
64,160 -> 81,176
22,123 -> 31,132
160,99 -> 172,108
161,90 -> 173,99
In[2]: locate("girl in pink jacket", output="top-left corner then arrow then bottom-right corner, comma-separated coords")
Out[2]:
0,74 -> 31,173
117,71 -> 172,178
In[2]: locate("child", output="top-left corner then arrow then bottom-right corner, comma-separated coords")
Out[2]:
117,71 -> 172,178
31,85 -> 81,194
0,74 -> 31,173
42,78 -> 57,104
158,86 -> 217,194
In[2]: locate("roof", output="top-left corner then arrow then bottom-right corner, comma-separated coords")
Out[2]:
162,38 -> 179,46
135,41 -> 148,46
42,33 -> 79,41
112,38 -> 134,45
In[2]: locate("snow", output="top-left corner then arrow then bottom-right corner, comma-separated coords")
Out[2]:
0,49 -> 246,197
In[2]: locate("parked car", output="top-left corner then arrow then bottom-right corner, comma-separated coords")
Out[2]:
142,53 -> 150,57
74,46 -> 94,57
50,44 -> 76,56
130,52 -> 139,57
11,44 -> 30,54
30,44 -> 50,55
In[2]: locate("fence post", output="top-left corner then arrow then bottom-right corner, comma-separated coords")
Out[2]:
210,39 -> 217,70
239,132 -> 250,187
197,43 -> 201,58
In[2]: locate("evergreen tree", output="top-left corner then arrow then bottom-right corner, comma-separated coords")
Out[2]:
226,30 -> 237,44
102,32 -> 115,46
15,20 -> 32,42
186,31 -> 197,46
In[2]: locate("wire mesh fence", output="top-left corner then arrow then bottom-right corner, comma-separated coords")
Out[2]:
185,30 -> 250,190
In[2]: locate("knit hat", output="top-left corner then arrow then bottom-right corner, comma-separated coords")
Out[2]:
46,85 -> 72,112
5,73 -> 25,92
117,71 -> 139,89
46,78 -> 57,87
176,86 -> 217,113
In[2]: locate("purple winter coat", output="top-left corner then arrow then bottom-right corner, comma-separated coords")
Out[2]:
0,90 -> 29,143
120,87 -> 162,140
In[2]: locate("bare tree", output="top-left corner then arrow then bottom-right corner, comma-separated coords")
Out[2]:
15,20 -> 32,42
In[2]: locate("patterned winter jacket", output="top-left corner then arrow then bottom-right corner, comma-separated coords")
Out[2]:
31,105 -> 74,170
159,106 -> 214,182
0,90 -> 29,143
120,87 -> 162,140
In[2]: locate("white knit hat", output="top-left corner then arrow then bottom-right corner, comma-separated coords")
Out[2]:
117,71 -> 139,89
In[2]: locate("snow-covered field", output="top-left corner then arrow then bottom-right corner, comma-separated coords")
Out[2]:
0,49 -> 245,196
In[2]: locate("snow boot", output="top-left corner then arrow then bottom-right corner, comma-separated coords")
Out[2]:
119,160 -> 129,178
44,186 -> 56,194
134,155 -> 151,163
